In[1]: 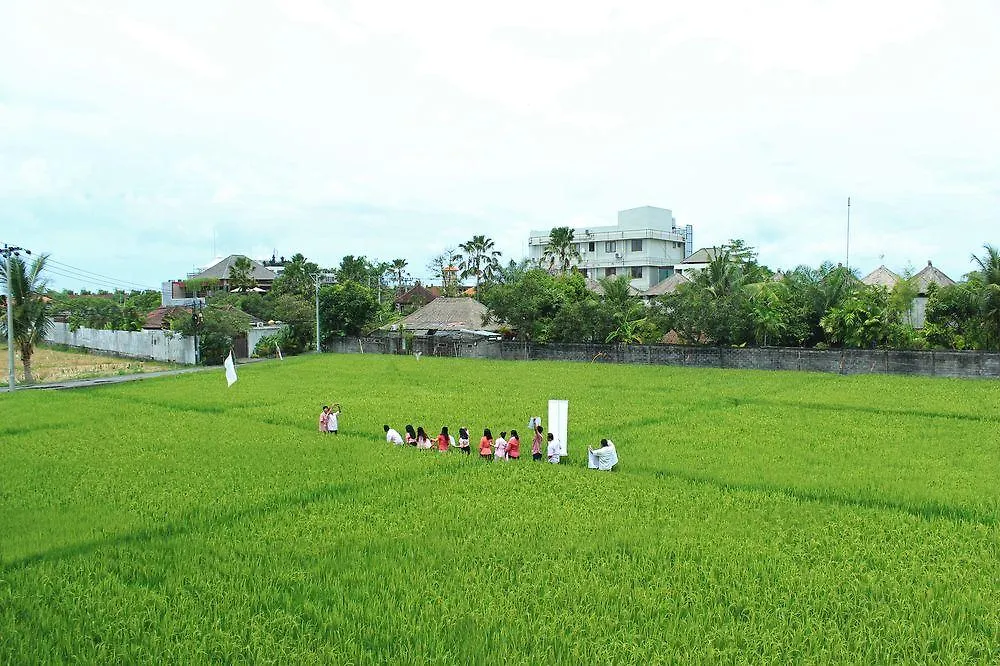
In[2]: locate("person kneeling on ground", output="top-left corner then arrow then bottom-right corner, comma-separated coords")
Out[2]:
587,439 -> 618,471
384,424 -> 404,445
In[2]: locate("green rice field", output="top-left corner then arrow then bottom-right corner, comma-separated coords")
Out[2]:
2,354 -> 999,663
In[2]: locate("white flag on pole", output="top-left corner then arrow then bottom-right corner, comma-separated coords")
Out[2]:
224,351 -> 238,387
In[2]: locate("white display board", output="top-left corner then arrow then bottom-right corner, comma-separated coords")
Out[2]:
548,399 -> 568,456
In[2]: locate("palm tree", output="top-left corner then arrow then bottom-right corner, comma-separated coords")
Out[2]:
598,274 -> 638,313
389,258 -> 409,292
227,256 -> 256,293
696,247 -> 742,299
0,253 -> 53,384
605,301 -> 648,345
458,235 -> 502,298
542,227 -> 581,274
971,244 -> 1000,347
744,280 -> 788,347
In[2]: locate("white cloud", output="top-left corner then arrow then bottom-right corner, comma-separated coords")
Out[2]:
114,15 -> 227,80
4,158 -> 52,195
3,0 -> 999,290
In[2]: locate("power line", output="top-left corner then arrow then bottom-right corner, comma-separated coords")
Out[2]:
46,258 -> 158,291
44,266 -> 151,294
43,258 -> 158,292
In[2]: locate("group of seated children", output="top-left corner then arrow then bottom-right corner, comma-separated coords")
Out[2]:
383,424 -> 612,467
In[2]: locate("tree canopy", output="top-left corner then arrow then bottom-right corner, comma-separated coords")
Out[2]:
1,253 -> 53,383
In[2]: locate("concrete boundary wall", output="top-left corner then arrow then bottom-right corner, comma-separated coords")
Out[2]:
326,337 -> 1000,379
46,322 -> 197,365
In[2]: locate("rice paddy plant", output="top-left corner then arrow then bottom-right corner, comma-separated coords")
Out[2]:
1,354 -> 998,663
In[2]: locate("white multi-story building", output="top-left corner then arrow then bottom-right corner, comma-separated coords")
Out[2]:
528,206 -> 694,291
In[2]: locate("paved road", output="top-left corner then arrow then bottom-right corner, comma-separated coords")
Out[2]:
0,366 -> 218,393
0,356 -> 282,393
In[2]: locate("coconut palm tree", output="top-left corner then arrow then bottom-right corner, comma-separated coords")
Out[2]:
744,279 -> 789,347
458,235 -> 502,298
0,253 -> 53,384
696,247 -> 742,299
227,256 -> 257,293
389,258 -> 409,292
542,226 -> 581,274
971,244 -> 1000,347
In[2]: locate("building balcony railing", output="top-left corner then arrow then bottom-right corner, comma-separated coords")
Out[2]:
528,228 -> 689,245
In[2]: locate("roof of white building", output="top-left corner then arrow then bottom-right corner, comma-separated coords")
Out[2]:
644,273 -> 692,297
680,248 -> 720,264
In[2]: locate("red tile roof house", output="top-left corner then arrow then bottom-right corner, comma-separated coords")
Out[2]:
393,283 -> 441,313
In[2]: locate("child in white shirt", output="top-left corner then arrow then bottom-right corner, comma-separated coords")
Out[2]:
327,403 -> 341,435
494,431 -> 508,460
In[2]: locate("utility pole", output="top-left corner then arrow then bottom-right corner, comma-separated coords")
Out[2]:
314,273 -> 323,352
2,244 -> 31,392
192,298 -> 202,365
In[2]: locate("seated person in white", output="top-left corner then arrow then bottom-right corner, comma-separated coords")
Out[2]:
494,431 -> 508,461
546,432 -> 560,464
587,439 -> 618,471
384,425 -> 404,445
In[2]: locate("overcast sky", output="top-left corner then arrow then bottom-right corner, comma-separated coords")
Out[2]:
3,0 -> 998,291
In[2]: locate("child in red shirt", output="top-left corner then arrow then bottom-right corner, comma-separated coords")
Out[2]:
479,428 -> 493,459
437,426 -> 450,452
507,429 -> 521,460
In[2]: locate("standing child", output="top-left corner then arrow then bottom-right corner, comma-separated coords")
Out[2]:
327,403 -> 341,435
507,430 -> 520,460
479,428 -> 494,460
494,431 -> 508,461
531,425 -> 544,461
458,427 -> 471,454
319,406 -> 329,433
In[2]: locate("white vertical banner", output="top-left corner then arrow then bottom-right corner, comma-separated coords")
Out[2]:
548,399 -> 568,456
224,352 -> 238,387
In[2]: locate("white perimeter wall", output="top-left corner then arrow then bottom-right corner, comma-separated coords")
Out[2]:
46,322 -> 197,365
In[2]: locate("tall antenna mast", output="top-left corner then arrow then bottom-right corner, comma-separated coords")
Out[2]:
846,197 -> 851,270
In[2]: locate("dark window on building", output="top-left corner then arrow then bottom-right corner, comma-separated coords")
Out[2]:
605,267 -> 616,277
630,266 -> 642,278
631,239 -> 643,252
588,242 -> 596,252
605,241 -> 616,253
